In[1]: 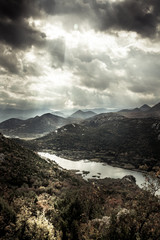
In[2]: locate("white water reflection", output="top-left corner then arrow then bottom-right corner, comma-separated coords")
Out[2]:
38,152 -> 147,188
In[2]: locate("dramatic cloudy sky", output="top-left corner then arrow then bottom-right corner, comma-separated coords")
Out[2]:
0,0 -> 160,114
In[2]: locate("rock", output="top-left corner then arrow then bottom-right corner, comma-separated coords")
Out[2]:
122,175 -> 136,183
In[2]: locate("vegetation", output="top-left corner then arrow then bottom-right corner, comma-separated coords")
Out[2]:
0,133 -> 160,239
23,113 -> 160,172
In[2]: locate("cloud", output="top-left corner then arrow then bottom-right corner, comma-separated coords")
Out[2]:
74,59 -> 114,90
121,48 -> 160,94
0,47 -> 20,74
99,0 -> 160,38
0,0 -> 160,113
0,0 -> 38,20
0,43 -> 48,77
43,0 -> 160,38
40,0 -> 56,14
0,0 -> 46,49
0,0 -> 159,51
47,38 -> 66,68
0,19 -> 46,49
66,86 -> 107,108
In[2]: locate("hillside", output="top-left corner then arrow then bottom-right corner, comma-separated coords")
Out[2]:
0,133 -> 160,239
139,104 -> 151,111
0,113 -> 70,138
28,113 -> 160,172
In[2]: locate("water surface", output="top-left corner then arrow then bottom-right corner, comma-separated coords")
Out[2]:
38,152 -> 146,188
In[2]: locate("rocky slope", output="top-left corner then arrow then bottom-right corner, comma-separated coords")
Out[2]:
27,113 -> 160,171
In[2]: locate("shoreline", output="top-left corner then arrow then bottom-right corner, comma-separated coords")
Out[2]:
37,149 -> 148,175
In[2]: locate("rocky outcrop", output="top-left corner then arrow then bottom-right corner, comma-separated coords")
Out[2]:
122,175 -> 136,184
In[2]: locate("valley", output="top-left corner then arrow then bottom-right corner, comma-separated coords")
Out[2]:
21,112 -> 160,173
1,103 -> 160,239
0,133 -> 160,239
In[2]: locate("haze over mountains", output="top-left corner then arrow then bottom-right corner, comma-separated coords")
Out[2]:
119,102 -> 160,118
1,102 -> 160,139
0,113 -> 70,138
70,110 -> 96,119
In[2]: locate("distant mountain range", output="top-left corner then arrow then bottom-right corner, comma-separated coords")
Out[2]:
1,102 -> 160,139
0,107 -> 53,122
119,102 -> 160,118
0,109 -> 97,138
70,110 -> 96,119
0,113 -> 70,138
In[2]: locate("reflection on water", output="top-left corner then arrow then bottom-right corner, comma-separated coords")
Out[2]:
38,152 -> 147,188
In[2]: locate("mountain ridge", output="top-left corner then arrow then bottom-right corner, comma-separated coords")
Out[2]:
70,110 -> 96,119
119,102 -> 160,118
0,113 -> 70,138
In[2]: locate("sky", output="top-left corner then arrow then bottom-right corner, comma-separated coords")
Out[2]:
0,0 -> 160,115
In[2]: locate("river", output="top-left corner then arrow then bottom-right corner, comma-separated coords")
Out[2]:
38,152 -> 147,188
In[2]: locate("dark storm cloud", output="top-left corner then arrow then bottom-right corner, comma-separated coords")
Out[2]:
95,0 -> 160,37
0,20 -> 46,49
45,0 -> 160,38
0,0 -> 160,112
0,0 -> 46,49
40,0 -> 56,14
47,0 -> 90,15
38,0 -> 160,38
0,0 -> 159,50
0,0 -> 38,20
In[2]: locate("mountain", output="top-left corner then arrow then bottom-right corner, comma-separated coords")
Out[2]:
149,102 -> 160,112
29,112 -> 160,172
139,104 -> 151,111
0,108 -> 52,122
70,110 -> 96,119
0,113 -> 70,138
118,103 -> 160,118
0,134 -> 160,239
119,104 -> 150,114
